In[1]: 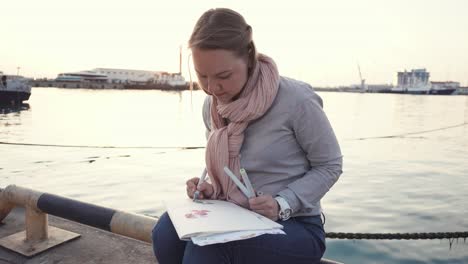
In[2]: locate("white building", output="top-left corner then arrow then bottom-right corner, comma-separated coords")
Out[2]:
397,69 -> 430,88
93,68 -> 186,86
93,68 -> 156,83
154,72 -> 186,86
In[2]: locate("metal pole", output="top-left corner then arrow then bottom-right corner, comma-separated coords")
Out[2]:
25,207 -> 48,242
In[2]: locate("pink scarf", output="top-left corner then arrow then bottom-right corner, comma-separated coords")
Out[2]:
205,54 -> 280,208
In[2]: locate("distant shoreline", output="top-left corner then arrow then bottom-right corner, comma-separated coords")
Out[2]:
30,80 -> 200,91
313,87 -> 468,95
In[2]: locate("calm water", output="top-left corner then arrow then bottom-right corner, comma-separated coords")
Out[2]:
1,88 -> 468,263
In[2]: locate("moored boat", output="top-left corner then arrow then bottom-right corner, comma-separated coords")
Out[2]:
379,86 -> 456,95
378,69 -> 457,95
0,72 -> 32,104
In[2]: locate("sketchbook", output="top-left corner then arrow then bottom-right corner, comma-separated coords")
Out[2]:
165,199 -> 284,245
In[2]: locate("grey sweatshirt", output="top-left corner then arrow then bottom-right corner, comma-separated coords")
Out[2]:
203,76 -> 343,217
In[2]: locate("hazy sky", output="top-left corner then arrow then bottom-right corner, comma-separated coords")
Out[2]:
2,0 -> 467,86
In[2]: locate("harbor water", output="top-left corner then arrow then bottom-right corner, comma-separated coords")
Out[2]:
1,87 -> 468,263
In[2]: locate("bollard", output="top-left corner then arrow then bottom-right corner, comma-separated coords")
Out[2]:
0,185 -> 80,257
25,207 -> 48,242
0,189 -> 14,222
0,185 -> 157,256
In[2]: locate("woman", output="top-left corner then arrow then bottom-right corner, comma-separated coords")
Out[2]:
152,8 -> 343,264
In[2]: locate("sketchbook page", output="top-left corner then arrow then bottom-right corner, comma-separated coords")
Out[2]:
191,228 -> 286,246
164,199 -> 283,240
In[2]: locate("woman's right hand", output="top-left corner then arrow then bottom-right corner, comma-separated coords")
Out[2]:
186,177 -> 214,199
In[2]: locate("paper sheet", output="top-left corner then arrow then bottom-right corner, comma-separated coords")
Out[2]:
191,228 -> 285,246
165,199 -> 284,244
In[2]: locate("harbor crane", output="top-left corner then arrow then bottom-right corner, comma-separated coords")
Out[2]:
357,64 -> 367,92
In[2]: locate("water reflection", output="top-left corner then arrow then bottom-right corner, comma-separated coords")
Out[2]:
0,103 -> 30,114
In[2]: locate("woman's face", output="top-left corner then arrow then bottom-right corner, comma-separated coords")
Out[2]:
192,48 -> 249,104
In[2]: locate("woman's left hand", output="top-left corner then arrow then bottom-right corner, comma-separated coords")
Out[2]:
248,195 -> 279,221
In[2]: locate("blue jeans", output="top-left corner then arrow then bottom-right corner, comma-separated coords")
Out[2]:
152,212 -> 326,264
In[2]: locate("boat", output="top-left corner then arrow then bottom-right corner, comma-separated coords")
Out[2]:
0,72 -> 32,104
381,85 -> 456,95
378,69 -> 457,95
56,71 -> 108,83
428,81 -> 459,95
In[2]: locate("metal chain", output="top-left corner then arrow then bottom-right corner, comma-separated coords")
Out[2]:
326,232 -> 468,240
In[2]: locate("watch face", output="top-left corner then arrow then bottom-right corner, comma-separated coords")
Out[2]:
280,209 -> 292,220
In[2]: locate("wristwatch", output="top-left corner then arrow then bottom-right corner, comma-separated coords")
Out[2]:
275,196 -> 292,221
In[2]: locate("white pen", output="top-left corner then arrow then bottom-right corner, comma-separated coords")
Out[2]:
223,166 -> 254,199
240,168 -> 255,198
193,168 -> 208,201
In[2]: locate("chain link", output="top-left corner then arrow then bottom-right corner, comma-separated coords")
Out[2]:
326,232 -> 468,240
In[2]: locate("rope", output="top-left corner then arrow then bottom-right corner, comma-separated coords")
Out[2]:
347,122 -> 468,141
3,123 -> 466,148
326,231 -> 468,240
3,122 -> 466,148
0,141 -> 205,150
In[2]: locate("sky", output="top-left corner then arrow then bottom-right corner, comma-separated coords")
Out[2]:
1,0 -> 468,86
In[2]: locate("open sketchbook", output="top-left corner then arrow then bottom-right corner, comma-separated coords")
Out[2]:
165,199 -> 285,246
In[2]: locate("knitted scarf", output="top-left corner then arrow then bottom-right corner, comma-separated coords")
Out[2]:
205,54 -> 280,208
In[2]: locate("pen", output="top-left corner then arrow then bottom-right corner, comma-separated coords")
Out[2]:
223,166 -> 254,199
193,168 -> 207,201
240,168 -> 255,198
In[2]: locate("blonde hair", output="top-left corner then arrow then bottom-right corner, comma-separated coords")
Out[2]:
189,8 -> 258,73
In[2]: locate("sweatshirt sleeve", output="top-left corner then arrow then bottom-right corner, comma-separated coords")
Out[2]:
277,91 -> 343,214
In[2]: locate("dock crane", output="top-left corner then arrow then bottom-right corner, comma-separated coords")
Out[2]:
357,64 -> 367,92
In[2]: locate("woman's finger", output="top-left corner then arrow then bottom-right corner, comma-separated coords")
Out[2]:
186,186 -> 195,198
186,177 -> 201,198
198,182 -> 214,197
186,177 -> 199,187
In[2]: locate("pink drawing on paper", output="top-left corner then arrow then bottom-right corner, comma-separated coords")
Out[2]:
185,210 -> 211,219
